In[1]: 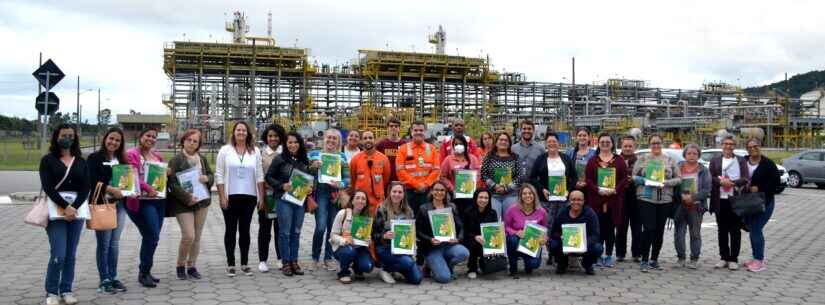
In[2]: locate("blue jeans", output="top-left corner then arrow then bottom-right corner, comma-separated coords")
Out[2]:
550,240 -> 604,270
426,243 -> 469,283
277,198 -> 305,263
376,245 -> 422,284
45,219 -> 84,295
312,184 -> 336,261
506,235 -> 542,272
333,246 -> 374,277
95,201 -> 126,282
745,199 -> 775,261
126,199 -> 165,274
544,200 -> 568,259
491,193 -> 518,221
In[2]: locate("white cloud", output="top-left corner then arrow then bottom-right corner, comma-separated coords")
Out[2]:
1,0 -> 824,121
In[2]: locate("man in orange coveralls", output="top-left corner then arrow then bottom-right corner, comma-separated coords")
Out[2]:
396,121 -> 441,213
349,130 -> 391,215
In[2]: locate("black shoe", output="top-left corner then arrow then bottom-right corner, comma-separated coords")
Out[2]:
110,279 -> 127,292
148,273 -> 160,283
138,273 -> 156,288
282,265 -> 294,277
509,271 -> 519,279
555,266 -> 567,274
353,273 -> 366,281
584,266 -> 595,275
616,256 -> 626,262
176,266 -> 187,280
525,268 -> 533,275
291,263 -> 304,276
187,267 -> 202,280
546,257 -> 554,266
632,256 -> 641,263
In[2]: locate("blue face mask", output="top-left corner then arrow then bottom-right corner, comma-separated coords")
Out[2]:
58,138 -> 74,149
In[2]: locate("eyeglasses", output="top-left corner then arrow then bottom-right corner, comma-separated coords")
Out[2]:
649,142 -> 662,145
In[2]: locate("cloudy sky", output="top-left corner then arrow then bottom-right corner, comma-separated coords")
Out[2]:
1,0 -> 823,122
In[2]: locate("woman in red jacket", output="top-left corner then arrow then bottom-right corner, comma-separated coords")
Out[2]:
584,133 -> 628,268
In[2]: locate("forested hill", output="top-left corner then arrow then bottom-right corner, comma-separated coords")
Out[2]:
744,70 -> 825,97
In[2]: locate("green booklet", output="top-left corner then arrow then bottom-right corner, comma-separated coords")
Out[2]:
575,162 -> 586,181
680,175 -> 698,195
547,175 -> 567,197
110,164 -> 137,196
645,159 -> 665,184
454,169 -> 478,199
428,207 -> 456,242
480,222 -> 506,255
597,167 -> 617,190
143,162 -> 168,198
493,167 -> 513,186
350,215 -> 373,247
517,223 -> 546,258
282,169 -> 313,206
391,219 -> 416,255
319,153 -> 342,184
561,223 -> 587,253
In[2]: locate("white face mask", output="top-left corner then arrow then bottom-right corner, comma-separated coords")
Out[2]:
454,144 -> 466,154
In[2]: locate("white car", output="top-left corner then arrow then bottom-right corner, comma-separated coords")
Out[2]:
698,148 -> 788,194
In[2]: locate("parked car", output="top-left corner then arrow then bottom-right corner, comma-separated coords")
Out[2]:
782,150 -> 825,189
699,148 -> 788,194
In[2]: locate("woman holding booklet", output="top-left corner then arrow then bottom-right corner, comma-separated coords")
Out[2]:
266,131 -> 312,276
503,185 -> 548,278
87,127 -> 129,294
125,127 -> 167,288
257,124 -> 287,273
215,121 -> 266,277
372,182 -> 423,284
461,189 -> 498,279
330,191 -> 375,284
39,124 -> 90,305
584,133 -> 628,268
673,144 -> 711,269
415,181 -> 469,283
481,132 -> 522,220
440,135 -> 482,214
631,135 -> 681,272
308,129 -> 350,271
167,129 -> 214,280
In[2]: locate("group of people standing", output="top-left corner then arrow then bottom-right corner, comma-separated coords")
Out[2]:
37,117 -> 779,304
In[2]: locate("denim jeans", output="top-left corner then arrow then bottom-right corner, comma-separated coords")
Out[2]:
543,200 -> 568,261
45,219 -> 84,295
745,199 -> 775,261
333,246 -> 374,277
376,245 -> 422,284
277,198 -> 305,263
506,235 -> 542,273
674,204 -> 703,260
95,201 -> 126,282
550,240 -> 604,270
491,193 -> 518,221
426,243 -> 469,283
312,184 -> 336,261
126,199 -> 165,274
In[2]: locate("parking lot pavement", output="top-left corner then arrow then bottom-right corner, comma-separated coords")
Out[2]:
1,188 -> 823,305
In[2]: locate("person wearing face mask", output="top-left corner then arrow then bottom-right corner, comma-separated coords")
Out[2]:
40,124 -> 90,305
440,135 -> 482,214
511,120 -> 545,181
549,190 -> 602,275
397,121 -> 441,214
461,189 -> 498,279
439,118 -> 482,161
371,182 -> 423,284
349,130 -> 391,215
125,127 -> 167,288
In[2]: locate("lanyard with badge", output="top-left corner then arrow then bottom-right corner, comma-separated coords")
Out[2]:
236,148 -> 247,179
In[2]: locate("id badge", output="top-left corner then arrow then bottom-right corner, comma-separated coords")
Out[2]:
418,156 -> 425,167
374,174 -> 382,183
236,167 -> 246,179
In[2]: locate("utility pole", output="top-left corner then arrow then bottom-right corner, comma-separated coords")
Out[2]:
784,73 -> 789,151
76,76 -> 81,137
97,88 -> 101,150
571,57 -> 576,140
37,53 -> 42,150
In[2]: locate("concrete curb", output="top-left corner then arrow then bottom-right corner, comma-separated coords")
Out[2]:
9,192 -> 38,203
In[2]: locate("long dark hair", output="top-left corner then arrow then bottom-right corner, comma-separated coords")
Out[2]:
262,123 -> 287,151
230,121 -> 255,153
97,127 -> 126,163
452,134 -> 471,162
283,131 -> 309,164
472,188 -> 493,213
49,123 -> 82,157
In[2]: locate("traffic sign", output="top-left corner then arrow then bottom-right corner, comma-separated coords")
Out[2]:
32,59 -> 65,90
35,92 -> 60,115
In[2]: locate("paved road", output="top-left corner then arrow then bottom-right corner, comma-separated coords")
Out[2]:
0,171 -> 40,195
1,189 -> 824,305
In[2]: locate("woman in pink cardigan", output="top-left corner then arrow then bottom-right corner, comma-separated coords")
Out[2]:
440,135 -> 481,214
504,184 -> 548,278
125,127 -> 166,288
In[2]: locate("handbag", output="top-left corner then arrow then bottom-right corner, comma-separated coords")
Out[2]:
46,157 -> 92,220
731,191 -> 766,217
480,255 -> 508,275
25,157 -> 74,227
87,182 -> 118,231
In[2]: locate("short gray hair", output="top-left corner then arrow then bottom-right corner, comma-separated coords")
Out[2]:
682,143 -> 701,158
722,135 -> 737,144
746,138 -> 762,147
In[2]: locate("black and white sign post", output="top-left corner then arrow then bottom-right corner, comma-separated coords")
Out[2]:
32,59 -> 65,151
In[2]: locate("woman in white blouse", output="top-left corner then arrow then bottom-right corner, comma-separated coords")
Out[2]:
215,121 -> 265,277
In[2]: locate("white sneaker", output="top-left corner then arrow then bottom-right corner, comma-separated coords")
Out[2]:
467,272 -> 478,279
727,262 -> 739,270
714,260 -> 727,269
62,292 -> 78,305
45,294 -> 60,305
258,262 -> 269,273
379,270 -> 396,284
